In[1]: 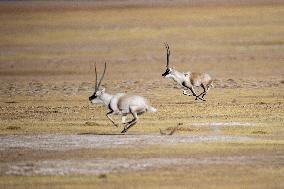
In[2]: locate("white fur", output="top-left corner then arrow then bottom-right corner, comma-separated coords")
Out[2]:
162,43 -> 213,101
165,68 -> 188,86
90,87 -> 156,133
163,68 -> 212,101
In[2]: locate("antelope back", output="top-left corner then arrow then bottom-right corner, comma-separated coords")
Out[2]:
117,95 -> 148,112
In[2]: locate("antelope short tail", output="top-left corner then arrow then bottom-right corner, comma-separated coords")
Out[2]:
147,106 -> 157,113
209,80 -> 214,88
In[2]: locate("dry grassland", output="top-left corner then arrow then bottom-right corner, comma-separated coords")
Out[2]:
0,1 -> 284,189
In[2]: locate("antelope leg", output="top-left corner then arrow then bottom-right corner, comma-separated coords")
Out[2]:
106,110 -> 118,127
121,114 -> 127,125
202,85 -> 212,99
183,90 -> 192,96
188,87 -> 204,101
121,112 -> 138,133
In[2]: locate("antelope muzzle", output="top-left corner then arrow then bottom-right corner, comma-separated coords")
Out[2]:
89,94 -> 97,101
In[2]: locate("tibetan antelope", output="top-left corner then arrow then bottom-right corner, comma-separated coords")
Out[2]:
89,63 -> 157,133
161,43 -> 213,101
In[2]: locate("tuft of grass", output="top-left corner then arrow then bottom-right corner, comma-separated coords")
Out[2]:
251,130 -> 268,135
6,126 -> 21,130
84,121 -> 101,127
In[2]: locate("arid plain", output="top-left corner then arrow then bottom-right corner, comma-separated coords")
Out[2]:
0,1 -> 284,188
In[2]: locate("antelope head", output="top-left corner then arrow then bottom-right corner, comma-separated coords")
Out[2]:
89,62 -> 107,104
161,42 -> 174,78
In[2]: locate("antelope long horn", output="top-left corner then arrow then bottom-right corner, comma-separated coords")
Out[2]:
164,42 -> 170,68
94,63 -> 98,90
97,62 -> 107,89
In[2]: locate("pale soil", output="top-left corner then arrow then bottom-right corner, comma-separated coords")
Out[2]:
2,155 -> 283,176
0,133 -> 254,151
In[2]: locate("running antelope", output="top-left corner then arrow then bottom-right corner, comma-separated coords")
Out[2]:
89,63 -> 157,133
161,43 -> 213,101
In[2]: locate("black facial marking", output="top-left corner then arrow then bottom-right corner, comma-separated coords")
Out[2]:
162,68 -> 170,77
89,94 -> 97,101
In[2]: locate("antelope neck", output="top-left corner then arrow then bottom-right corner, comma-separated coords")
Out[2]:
99,92 -> 113,107
171,70 -> 186,83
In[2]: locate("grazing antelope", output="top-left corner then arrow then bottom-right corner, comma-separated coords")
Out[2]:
161,43 -> 213,101
89,63 -> 157,133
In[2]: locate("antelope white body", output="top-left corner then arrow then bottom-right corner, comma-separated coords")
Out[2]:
162,43 -> 213,101
89,63 -> 156,133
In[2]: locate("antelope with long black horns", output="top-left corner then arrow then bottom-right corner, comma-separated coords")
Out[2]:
161,43 -> 213,101
89,63 -> 157,133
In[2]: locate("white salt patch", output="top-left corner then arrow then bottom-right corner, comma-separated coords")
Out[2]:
191,122 -> 256,126
2,155 -> 283,176
0,134 -> 254,151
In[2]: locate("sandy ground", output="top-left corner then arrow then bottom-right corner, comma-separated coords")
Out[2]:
0,1 -> 284,188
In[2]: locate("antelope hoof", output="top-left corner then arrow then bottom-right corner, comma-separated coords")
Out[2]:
121,129 -> 127,133
123,121 -> 131,125
195,97 -> 206,101
121,125 -> 129,133
183,91 -> 191,96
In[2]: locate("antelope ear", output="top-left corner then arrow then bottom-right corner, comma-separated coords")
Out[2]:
101,88 -> 106,93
